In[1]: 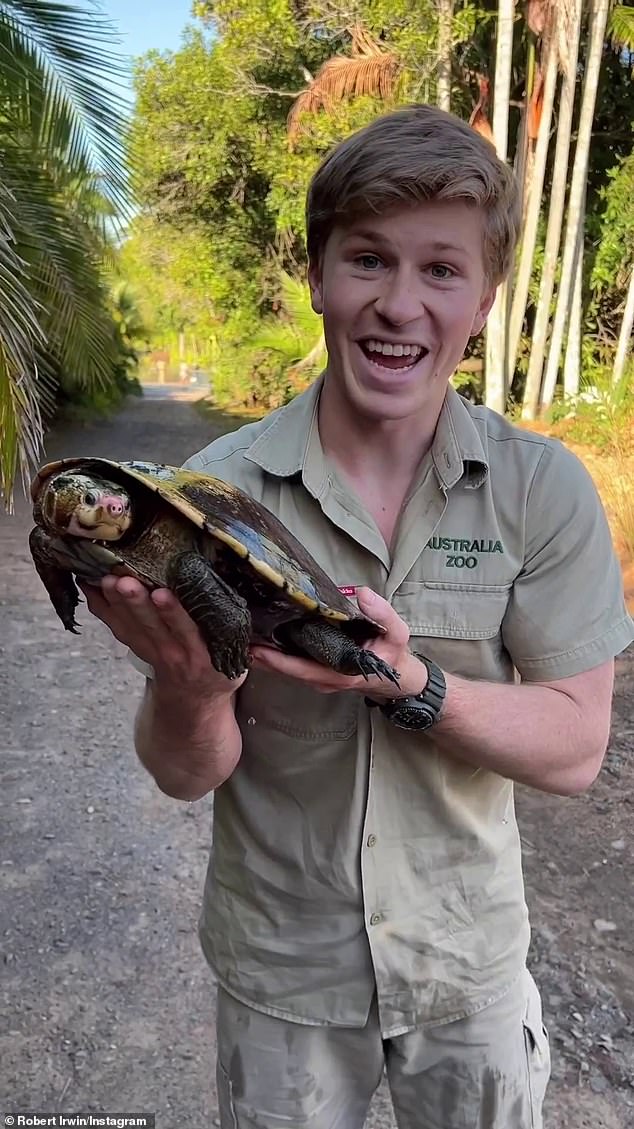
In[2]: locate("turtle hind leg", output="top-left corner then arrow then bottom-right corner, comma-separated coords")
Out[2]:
166,551 -> 252,681
29,526 -> 82,633
282,617 -> 401,687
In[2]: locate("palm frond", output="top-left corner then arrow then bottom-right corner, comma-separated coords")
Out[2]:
5,161 -> 118,389
609,5 -> 634,52
0,0 -> 132,214
287,25 -> 399,142
279,272 -> 323,339
0,181 -> 44,509
0,0 -> 133,508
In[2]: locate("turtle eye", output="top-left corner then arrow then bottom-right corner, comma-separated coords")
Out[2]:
84,491 -> 97,506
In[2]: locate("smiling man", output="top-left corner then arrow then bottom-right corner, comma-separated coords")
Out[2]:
82,105 -> 634,1128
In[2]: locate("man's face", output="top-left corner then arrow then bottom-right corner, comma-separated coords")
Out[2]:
308,199 -> 496,422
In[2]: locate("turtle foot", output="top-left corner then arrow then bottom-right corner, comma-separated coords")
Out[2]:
355,650 -> 401,687
166,551 -> 252,681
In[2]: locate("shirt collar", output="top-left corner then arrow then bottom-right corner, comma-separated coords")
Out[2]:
244,375 -> 489,491
431,384 -> 489,490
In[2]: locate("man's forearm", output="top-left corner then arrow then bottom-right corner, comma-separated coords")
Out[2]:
432,666 -> 613,795
134,677 -> 242,800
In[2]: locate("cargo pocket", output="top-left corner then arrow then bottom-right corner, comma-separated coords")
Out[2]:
522,972 -> 551,1129
238,666 -> 358,740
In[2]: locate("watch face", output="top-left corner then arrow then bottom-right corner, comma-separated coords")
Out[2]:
388,702 -> 436,730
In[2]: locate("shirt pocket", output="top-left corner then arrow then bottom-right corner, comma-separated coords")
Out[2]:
237,667 -> 359,741
392,581 -> 513,681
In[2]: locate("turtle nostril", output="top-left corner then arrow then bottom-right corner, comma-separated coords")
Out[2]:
108,501 -> 123,516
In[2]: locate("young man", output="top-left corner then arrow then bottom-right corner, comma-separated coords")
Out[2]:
82,106 -> 633,1128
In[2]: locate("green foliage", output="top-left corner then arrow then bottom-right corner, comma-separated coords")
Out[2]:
0,0 -> 135,507
123,0 -> 487,409
122,0 -> 634,418
586,149 -> 634,359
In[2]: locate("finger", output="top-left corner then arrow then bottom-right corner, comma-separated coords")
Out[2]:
78,580 -> 111,620
150,587 -> 212,652
356,587 -> 410,647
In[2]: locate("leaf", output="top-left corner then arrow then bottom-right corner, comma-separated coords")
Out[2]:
0,0 -> 133,508
609,5 -> 634,53
287,25 -> 399,143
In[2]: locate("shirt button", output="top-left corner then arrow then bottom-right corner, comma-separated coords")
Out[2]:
369,912 -> 383,926
366,834 -> 377,848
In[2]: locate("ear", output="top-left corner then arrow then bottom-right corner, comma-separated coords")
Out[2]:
470,286 -> 497,337
307,258 -> 323,315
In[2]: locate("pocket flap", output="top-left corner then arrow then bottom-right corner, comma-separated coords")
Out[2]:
393,583 -> 509,640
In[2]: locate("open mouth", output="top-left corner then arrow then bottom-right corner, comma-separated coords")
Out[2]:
359,338 -> 429,371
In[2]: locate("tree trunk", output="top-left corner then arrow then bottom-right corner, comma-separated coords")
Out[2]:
612,263 -> 634,386
522,0 -> 583,420
437,0 -> 454,111
563,224 -> 583,398
508,25 -> 558,379
541,0 -> 611,412
485,0 -> 516,415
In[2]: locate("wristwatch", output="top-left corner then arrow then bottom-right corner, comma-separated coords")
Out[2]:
365,653 -> 446,731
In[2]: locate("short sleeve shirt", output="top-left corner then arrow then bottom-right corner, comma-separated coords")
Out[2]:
134,377 -> 633,1036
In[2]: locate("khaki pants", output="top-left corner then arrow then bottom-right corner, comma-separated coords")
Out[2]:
216,969 -> 551,1128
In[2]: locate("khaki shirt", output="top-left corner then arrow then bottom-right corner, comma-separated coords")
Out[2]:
134,377 -> 633,1036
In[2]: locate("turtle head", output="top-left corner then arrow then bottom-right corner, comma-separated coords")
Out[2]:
38,471 -> 132,541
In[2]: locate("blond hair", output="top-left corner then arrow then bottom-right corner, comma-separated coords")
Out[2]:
306,104 -> 521,285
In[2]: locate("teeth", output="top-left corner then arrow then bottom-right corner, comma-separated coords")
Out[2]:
365,339 -> 423,358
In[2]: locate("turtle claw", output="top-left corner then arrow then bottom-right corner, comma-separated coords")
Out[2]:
356,651 -> 401,687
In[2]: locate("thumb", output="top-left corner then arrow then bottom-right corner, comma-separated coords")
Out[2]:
357,587 -> 410,648
356,586 -> 391,624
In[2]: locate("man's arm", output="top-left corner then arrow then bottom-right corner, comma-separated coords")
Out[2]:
402,653 -> 615,796
250,589 -> 621,798
134,676 -> 242,800
81,575 -> 245,801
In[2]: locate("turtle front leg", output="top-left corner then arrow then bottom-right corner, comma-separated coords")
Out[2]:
283,617 -> 401,686
165,551 -> 252,680
29,526 -> 82,633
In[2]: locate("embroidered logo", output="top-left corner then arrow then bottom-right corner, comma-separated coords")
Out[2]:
426,536 -> 504,570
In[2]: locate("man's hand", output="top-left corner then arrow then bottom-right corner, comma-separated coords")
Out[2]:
79,575 -> 247,699
251,586 -> 427,699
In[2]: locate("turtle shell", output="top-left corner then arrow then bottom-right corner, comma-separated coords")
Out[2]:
30,457 -> 378,630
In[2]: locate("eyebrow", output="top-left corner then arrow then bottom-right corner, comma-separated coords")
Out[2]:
343,230 -> 467,255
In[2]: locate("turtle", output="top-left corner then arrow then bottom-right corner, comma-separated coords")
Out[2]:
28,457 -> 401,686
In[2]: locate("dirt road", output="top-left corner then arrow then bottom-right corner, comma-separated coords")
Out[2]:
2,392 -> 633,1128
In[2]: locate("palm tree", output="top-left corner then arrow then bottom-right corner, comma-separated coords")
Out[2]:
0,0 -> 131,510
249,271 -> 326,389
484,0 -> 515,416
507,3 -> 559,380
522,0 -> 584,419
541,0 -> 611,411
612,264 -> 634,386
607,6 -> 634,386
437,0 -> 454,111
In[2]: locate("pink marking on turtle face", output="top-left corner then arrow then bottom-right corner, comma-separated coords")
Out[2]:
100,494 -> 128,517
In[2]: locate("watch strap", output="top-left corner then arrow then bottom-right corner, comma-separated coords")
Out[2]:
365,653 -> 446,730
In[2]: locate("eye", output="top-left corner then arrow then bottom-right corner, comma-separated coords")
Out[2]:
429,264 -> 455,280
356,254 -> 382,270
84,491 -> 97,506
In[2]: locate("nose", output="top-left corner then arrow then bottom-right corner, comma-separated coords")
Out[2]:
101,495 -> 126,517
374,268 -> 423,326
